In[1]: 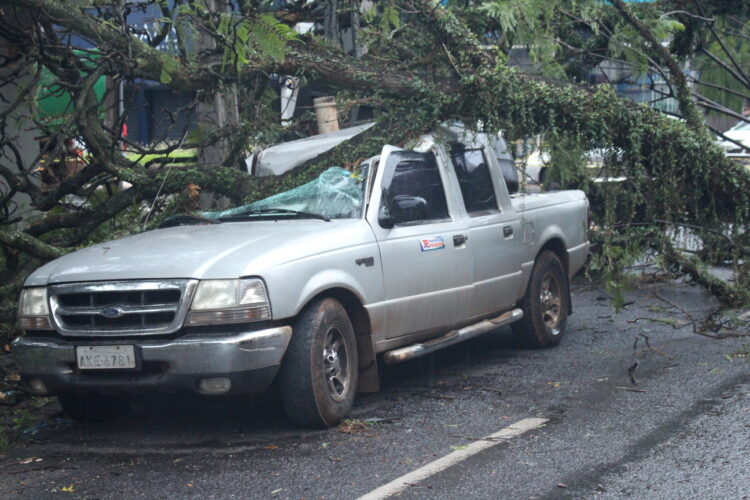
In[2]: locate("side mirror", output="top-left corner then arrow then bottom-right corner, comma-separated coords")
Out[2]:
379,193 -> 428,228
379,187 -> 395,228
378,206 -> 395,229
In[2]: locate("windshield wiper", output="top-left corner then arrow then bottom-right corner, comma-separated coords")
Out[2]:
217,208 -> 331,222
158,214 -> 221,228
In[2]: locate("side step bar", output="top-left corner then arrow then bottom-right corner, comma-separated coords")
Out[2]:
383,308 -> 524,364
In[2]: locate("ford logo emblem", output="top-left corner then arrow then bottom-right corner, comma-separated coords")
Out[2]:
100,307 -> 123,319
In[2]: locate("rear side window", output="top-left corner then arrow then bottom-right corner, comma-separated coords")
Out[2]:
450,146 -> 499,214
381,151 -> 449,223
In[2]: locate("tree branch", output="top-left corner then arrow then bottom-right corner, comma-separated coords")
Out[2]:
610,0 -> 704,131
692,0 -> 750,87
0,229 -> 65,260
700,47 -> 750,88
691,77 -> 750,103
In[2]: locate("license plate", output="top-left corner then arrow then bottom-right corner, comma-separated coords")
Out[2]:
76,345 -> 136,370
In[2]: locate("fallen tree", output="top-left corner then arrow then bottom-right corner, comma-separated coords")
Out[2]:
0,0 -> 748,341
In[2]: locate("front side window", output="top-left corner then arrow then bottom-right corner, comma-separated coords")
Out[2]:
450,146 -> 498,214
380,151 -> 449,226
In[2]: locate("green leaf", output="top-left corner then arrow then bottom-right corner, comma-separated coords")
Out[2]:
249,14 -> 297,62
159,56 -> 179,84
380,6 -> 401,31
217,12 -> 232,39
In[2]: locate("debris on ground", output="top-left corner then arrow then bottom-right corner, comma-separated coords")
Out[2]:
0,390 -> 22,406
337,419 -> 370,435
0,352 -> 58,452
725,345 -> 749,361
362,417 -> 399,425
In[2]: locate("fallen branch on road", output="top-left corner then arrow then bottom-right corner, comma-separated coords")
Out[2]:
629,333 -> 674,385
651,292 -> 698,333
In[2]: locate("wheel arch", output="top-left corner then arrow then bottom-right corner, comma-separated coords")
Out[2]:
538,237 -> 569,276
536,237 -> 572,314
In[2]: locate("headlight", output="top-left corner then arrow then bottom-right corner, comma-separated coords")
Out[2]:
187,279 -> 271,326
18,287 -> 53,330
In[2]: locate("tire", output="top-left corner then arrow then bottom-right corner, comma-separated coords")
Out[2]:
538,167 -> 548,186
58,392 -> 130,422
512,251 -> 569,348
278,297 -> 358,428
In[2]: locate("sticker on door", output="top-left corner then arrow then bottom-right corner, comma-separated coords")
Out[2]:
419,236 -> 445,251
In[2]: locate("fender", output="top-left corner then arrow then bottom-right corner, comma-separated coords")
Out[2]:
292,268 -> 370,317
534,225 -> 568,255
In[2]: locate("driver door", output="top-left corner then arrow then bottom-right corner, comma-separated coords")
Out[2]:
366,146 -> 473,340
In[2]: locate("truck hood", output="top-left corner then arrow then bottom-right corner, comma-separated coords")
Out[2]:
26,219 -> 375,286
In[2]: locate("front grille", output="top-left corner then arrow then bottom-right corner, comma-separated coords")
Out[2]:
49,280 -> 198,337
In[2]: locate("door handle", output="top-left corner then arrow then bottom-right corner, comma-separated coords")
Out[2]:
453,234 -> 467,246
503,226 -> 513,237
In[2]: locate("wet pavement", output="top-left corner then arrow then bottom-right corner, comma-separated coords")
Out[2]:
0,281 -> 748,499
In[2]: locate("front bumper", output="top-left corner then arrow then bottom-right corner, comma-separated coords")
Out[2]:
12,325 -> 292,396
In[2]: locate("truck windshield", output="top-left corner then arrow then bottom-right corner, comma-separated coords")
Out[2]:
203,166 -> 368,221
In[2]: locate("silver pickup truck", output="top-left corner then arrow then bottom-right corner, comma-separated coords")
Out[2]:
13,126 -> 589,427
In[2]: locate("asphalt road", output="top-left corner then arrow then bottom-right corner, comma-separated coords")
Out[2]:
1,281 -> 748,499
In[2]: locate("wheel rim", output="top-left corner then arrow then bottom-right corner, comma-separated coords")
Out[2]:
323,326 -> 350,402
539,272 -> 562,335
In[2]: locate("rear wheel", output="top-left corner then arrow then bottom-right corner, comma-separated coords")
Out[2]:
512,251 -> 569,348
278,297 -> 358,428
538,167 -> 548,185
58,392 -> 130,422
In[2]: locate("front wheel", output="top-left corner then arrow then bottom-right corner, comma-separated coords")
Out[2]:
512,251 -> 569,348
278,297 -> 358,428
